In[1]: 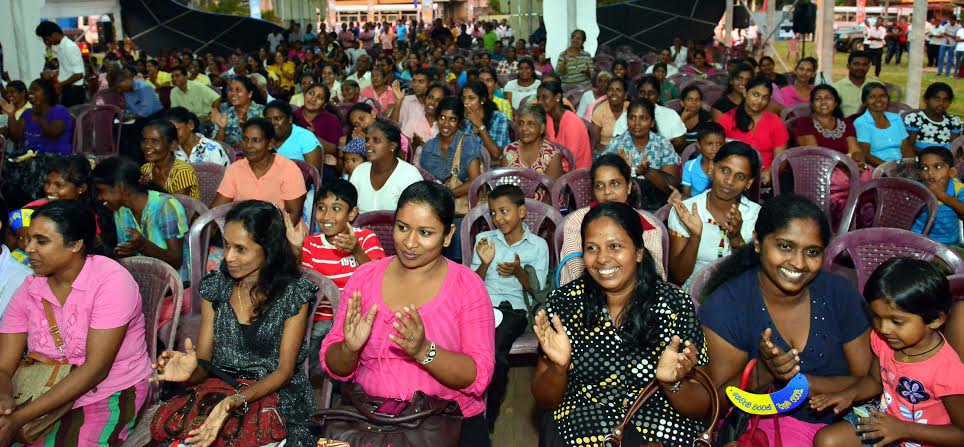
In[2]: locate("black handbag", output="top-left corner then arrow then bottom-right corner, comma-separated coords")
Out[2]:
310,383 -> 464,447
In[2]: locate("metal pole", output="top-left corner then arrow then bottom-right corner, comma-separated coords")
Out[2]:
725,0 -> 734,47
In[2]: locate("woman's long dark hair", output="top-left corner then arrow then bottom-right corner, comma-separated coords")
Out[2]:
725,63 -> 754,95
463,80 -> 497,126
579,202 -> 660,347
46,155 -> 117,255
32,200 -> 106,257
704,194 -> 831,296
222,200 -> 300,319
591,153 -> 639,205
735,76 -> 772,133
303,83 -> 341,117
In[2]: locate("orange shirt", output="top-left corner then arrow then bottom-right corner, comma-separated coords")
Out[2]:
216,154 -> 307,207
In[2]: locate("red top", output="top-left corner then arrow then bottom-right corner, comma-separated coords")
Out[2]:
717,109 -> 789,170
794,117 -> 856,154
300,228 -> 385,321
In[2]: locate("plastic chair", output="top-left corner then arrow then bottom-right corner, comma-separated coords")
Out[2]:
68,103 -> 93,119
678,142 -> 699,175
300,267 -> 340,373
823,228 -> 964,293
117,256 -> 184,447
686,255 -> 729,311
654,203 -> 672,222
949,274 -> 964,301
871,158 -> 919,181
780,103 -> 812,121
952,135 -> 964,160
882,82 -> 904,103
73,104 -> 123,158
191,162 -> 227,206
550,168 -> 593,213
700,85 -> 726,107
159,203 -> 235,349
837,177 -> 938,235
467,167 -> 554,208
887,102 -> 913,116
92,89 -> 124,108
584,118 -> 601,152
416,165 -> 437,182
354,211 -> 396,257
548,142 -> 577,173
771,146 -> 861,233
292,160 -> 322,230
459,199 -> 565,269
174,194 -> 210,224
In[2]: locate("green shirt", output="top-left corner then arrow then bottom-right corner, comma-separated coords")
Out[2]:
483,32 -> 499,52
831,76 -> 873,117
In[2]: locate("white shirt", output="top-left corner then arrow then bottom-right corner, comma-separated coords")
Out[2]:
0,245 -> 32,318
863,26 -> 886,49
667,191 -> 761,287
268,33 -> 284,53
346,71 -> 372,93
576,90 -> 598,118
503,78 -> 541,109
345,48 -> 368,71
957,29 -> 964,51
671,46 -> 688,67
645,64 -> 679,77
929,24 -> 946,45
350,158 -> 423,213
612,104 -> 687,141
51,36 -> 85,84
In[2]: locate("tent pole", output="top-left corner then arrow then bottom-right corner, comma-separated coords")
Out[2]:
725,0 -> 734,47
905,0 -> 927,108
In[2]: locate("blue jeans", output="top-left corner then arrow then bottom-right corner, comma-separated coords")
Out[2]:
938,45 -> 957,75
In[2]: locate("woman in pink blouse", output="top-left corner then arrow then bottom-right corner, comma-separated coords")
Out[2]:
0,201 -> 152,446
538,81 -> 592,169
716,76 -> 789,186
360,69 -> 395,112
775,57 -> 817,110
321,181 -> 495,446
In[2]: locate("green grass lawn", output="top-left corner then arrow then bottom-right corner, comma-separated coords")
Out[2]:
767,41 -> 964,115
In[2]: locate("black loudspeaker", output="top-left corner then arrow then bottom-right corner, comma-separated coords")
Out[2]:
733,7 -> 750,29
793,1 -> 817,35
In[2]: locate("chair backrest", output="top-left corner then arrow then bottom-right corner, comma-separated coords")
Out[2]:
299,267 -> 340,374
882,82 -> 904,103
949,274 -> 964,302
174,194 -> 210,224
118,256 -> 183,361
157,86 -> 173,109
639,208 -> 671,277
771,146 -> 860,231
354,211 -> 397,256
92,89 -> 124,108
459,199 -> 565,269
700,84 -> 726,107
467,167 -> 554,208
416,165 -> 437,182
686,255 -> 729,311
780,102 -> 812,121
584,118 -> 601,152
68,103 -> 93,119
678,142 -> 699,175
654,203 -> 672,222
187,203 -> 235,313
192,162 -> 227,206
887,102 -> 913,115
871,157 -> 919,180
73,104 -> 123,158
549,142 -> 577,173
823,228 -> 964,293
952,135 -> 964,160
549,168 -> 593,213
292,160 -> 322,230
838,177 -> 938,235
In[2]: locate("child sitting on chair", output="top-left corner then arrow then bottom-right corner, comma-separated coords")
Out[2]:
912,146 -> 964,252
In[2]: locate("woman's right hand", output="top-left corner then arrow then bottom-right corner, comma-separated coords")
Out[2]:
282,211 -> 308,249
476,237 -> 496,265
209,107 -> 226,129
758,328 -> 800,383
151,338 -> 198,383
670,189 -> 703,237
391,80 -> 405,102
534,310 -> 572,369
344,291 -> 378,354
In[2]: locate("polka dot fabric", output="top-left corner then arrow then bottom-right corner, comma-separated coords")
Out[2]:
545,278 -> 709,446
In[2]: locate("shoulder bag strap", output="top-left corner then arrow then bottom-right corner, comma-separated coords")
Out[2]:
449,134 -> 465,181
41,300 -> 66,360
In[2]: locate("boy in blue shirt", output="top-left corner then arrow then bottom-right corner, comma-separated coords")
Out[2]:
470,184 -> 548,431
681,122 -> 726,198
913,146 -> 964,247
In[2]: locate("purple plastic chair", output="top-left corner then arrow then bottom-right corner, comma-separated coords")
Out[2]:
952,136 -> 964,160
301,267 -> 343,409
654,203 -> 672,222
73,104 -> 122,158
548,142 -> 577,172
460,199 -> 565,269
837,177 -> 938,235
700,85 -> 726,107
550,168 -> 593,213
949,274 -> 964,302
686,255 -> 729,311
780,103 -> 813,121
467,167 -> 554,208
92,89 -> 124,108
871,158 -> 919,180
191,162 -> 227,207
678,143 -> 699,175
293,160 -> 322,230
158,203 -> 235,350
416,165 -> 437,182
584,118 -> 601,152
823,228 -> 964,293
354,211 -> 397,257
173,194 -> 210,224
771,146 -> 861,233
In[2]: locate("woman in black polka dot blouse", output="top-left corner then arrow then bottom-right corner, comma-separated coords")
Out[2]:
532,202 -> 711,446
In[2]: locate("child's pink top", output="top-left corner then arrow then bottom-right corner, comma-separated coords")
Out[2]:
0,256 -> 152,408
547,109 -> 593,169
872,330 -> 964,442
320,257 -> 495,417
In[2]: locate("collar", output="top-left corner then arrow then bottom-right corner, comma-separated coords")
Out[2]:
28,255 -> 95,300
492,224 -> 536,247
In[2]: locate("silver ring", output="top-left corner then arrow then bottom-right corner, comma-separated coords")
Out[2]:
408,336 -> 415,342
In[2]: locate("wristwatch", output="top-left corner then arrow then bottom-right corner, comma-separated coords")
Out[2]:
477,124 -> 487,133
420,342 -> 437,365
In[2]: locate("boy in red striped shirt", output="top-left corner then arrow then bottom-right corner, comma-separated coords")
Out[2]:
287,179 -> 385,368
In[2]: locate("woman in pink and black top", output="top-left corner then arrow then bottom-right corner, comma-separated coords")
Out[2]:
321,181 -> 495,447
0,201 -> 152,446
716,76 -> 789,186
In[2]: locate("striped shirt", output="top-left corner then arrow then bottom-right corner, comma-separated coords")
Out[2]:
558,50 -> 593,85
141,159 -> 201,200
300,228 -> 385,321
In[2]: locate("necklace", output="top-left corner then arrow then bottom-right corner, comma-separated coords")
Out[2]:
236,285 -> 247,317
813,116 -> 846,140
900,337 -> 943,362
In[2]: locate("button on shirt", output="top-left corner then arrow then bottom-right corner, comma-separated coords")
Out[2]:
470,226 -> 549,311
52,37 -> 84,85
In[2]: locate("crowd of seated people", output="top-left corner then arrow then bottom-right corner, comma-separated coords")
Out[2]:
2,16 -> 964,447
